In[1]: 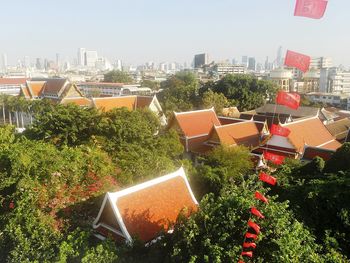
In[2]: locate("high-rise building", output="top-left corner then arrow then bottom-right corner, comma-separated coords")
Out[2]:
1,53 -> 7,71
24,56 -> 30,68
78,48 -> 86,66
241,56 -> 248,67
276,46 -> 283,67
114,59 -> 122,71
36,58 -> 42,70
56,53 -> 60,69
84,50 -> 98,67
310,57 -> 332,70
248,57 -> 256,71
194,53 -> 209,68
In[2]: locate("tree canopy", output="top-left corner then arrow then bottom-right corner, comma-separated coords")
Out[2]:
103,70 -> 133,83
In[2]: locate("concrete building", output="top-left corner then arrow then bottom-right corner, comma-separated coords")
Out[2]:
310,57 -> 332,70
306,92 -> 348,109
211,63 -> 245,78
328,68 -> 350,94
269,68 -> 293,91
302,69 -> 320,93
242,56 -> 248,68
1,53 -> 8,72
78,48 -> 86,66
248,57 -> 256,71
194,53 -> 209,69
85,50 -> 98,67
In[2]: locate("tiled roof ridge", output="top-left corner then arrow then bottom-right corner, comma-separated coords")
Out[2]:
281,115 -> 318,126
174,107 -> 215,116
93,95 -> 137,100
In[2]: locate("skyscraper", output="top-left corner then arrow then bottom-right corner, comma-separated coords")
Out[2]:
85,50 -> 98,67
248,57 -> 256,71
242,56 -> 248,67
276,46 -> 283,67
78,48 -> 86,66
1,53 -> 7,71
194,53 -> 209,68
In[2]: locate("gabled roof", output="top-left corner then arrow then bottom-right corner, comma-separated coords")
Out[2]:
255,104 -> 320,118
172,108 -> 221,137
301,146 -> 335,161
326,118 -> 350,142
238,113 -> 290,128
208,121 -> 263,148
136,96 -> 154,109
26,81 -> 46,98
93,167 -> 198,243
283,117 -> 341,153
0,78 -> 27,85
40,78 -> 68,96
92,96 -> 137,111
60,97 -> 92,107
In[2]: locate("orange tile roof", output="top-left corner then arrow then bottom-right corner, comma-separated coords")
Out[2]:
210,122 -> 262,148
0,78 -> 27,85
117,175 -> 197,242
41,79 -> 68,95
21,86 -> 31,99
283,117 -> 342,153
93,96 -> 137,111
136,96 -> 153,108
27,81 -> 45,98
61,97 -> 92,107
173,109 -> 221,137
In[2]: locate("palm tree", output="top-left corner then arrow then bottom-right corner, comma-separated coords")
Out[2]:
0,94 -> 6,125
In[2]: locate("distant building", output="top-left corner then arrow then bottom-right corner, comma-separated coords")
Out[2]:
302,69 -> 320,93
328,68 -> 350,94
1,53 -> 8,72
306,92 -> 348,109
194,53 -> 209,68
276,46 -> 283,68
211,63 -> 245,77
241,56 -> 248,67
310,57 -> 332,70
0,78 -> 27,96
269,68 -> 293,91
248,57 -> 256,71
78,48 -> 86,66
85,50 -> 98,67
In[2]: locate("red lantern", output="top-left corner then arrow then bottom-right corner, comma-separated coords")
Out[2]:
245,232 -> 258,240
259,172 -> 277,186
243,242 -> 257,249
241,251 -> 253,258
251,207 -> 265,219
248,220 -> 261,234
255,191 -> 269,204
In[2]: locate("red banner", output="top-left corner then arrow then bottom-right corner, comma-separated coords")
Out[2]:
248,220 -> 261,234
243,242 -> 257,249
251,207 -> 265,219
241,251 -> 253,258
264,151 -> 285,165
245,232 -> 258,240
255,191 -> 269,204
294,0 -> 328,19
284,50 -> 311,73
276,91 -> 301,110
271,124 -> 291,137
259,172 -> 277,186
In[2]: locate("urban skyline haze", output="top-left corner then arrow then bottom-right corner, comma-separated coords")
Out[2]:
1,0 -> 350,66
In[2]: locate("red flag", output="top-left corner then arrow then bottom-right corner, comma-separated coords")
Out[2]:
259,172 -> 277,186
271,124 -> 291,137
276,91 -> 301,110
251,207 -> 265,219
243,242 -> 257,249
264,151 -> 285,165
245,232 -> 258,240
255,191 -> 269,204
248,220 -> 261,234
241,251 -> 253,258
294,0 -> 328,19
284,50 -> 311,73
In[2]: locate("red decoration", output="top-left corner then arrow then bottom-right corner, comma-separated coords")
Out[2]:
245,232 -> 258,240
9,201 -> 14,209
255,191 -> 269,204
251,207 -> 265,219
276,90 -> 301,110
294,0 -> 328,19
264,151 -> 285,165
238,261 -> 245,263
243,242 -> 257,249
248,220 -> 261,234
284,50 -> 311,73
271,124 -> 291,137
241,251 -> 253,258
259,172 -> 277,186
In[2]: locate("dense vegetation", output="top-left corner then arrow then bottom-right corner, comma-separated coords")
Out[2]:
0,73 -> 349,262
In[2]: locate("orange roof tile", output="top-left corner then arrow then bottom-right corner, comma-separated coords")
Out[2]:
136,96 -> 153,108
173,109 -> 221,137
61,97 -> 92,107
0,78 -> 27,85
27,81 -> 45,98
93,168 -> 198,243
283,117 -> 341,152
210,122 -> 262,148
41,79 -> 68,95
93,96 -> 137,111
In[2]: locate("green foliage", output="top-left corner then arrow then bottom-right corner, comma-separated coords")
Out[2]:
324,143 -> 350,173
159,71 -> 199,113
104,70 -> 133,83
141,79 -> 159,90
201,74 -> 278,111
201,90 -> 229,114
191,145 -> 253,197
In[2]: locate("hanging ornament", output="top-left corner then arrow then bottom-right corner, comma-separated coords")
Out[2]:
259,172 -> 277,186
255,191 -> 269,204
251,207 -> 265,219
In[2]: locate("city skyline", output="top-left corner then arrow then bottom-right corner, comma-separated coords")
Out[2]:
1,1 -> 350,66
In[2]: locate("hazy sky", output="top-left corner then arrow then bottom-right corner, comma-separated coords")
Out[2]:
1,0 -> 349,66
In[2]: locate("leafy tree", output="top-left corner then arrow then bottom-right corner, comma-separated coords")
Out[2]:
104,70 -> 133,83
201,90 -> 229,114
201,74 -> 277,111
159,71 -> 199,113
141,79 -> 160,90
324,143 -> 350,173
